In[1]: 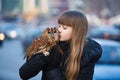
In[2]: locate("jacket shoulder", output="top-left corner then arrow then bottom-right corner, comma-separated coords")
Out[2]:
81,38 -> 102,65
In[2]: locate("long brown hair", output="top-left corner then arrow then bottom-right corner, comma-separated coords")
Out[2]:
58,11 -> 88,80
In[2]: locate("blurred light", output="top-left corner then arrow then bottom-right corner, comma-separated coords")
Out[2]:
0,33 -> 5,40
103,33 -> 109,39
9,30 -> 17,39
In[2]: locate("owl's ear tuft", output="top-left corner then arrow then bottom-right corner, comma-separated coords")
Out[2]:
53,27 -> 57,29
46,28 -> 50,30
45,28 -> 51,33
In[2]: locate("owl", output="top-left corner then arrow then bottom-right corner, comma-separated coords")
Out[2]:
24,27 -> 60,60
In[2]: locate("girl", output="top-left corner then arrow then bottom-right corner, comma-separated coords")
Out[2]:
19,11 -> 102,80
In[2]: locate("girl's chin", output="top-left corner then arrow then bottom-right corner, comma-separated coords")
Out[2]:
59,39 -> 66,41
59,38 -> 71,41
59,39 -> 63,41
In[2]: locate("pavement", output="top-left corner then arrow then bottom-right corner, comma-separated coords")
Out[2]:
0,40 -> 41,80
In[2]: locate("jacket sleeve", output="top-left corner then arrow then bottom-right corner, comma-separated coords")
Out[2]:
19,53 -> 51,80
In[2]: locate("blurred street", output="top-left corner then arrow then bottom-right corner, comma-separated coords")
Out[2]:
0,40 -> 41,80
0,0 -> 120,80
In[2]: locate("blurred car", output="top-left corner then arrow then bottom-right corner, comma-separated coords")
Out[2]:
87,26 -> 120,41
114,23 -> 120,31
0,24 -> 6,46
0,32 -> 5,46
0,22 -> 25,40
93,38 -> 120,80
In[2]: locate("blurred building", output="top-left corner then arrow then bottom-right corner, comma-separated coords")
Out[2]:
39,0 -> 49,15
0,0 -> 22,22
68,0 -> 85,11
85,0 -> 120,18
0,0 -> 1,12
0,0 -> 69,18
23,0 -> 36,13
1,0 -> 22,14
22,0 -> 38,22
49,0 -> 69,17
1,0 -> 119,23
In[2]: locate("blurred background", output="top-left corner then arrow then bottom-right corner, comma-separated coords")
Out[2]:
0,0 -> 120,80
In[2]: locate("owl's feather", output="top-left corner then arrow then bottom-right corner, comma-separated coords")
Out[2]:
24,27 -> 60,60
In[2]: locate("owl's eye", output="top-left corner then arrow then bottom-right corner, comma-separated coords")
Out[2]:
53,30 -> 56,33
48,31 -> 51,34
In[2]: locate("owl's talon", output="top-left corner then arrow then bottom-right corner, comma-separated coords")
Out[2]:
43,52 -> 50,56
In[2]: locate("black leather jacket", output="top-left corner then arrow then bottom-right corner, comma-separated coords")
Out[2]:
19,38 -> 102,80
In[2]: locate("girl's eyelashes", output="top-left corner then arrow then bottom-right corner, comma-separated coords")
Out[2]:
63,26 -> 67,29
58,25 -> 67,29
58,25 -> 61,27
63,27 -> 67,29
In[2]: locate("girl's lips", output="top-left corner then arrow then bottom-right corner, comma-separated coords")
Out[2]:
59,35 -> 61,38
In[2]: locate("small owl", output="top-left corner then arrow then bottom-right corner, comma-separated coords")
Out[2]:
24,27 -> 60,60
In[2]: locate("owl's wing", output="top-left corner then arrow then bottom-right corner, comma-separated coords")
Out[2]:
36,36 -> 50,49
25,36 -> 49,58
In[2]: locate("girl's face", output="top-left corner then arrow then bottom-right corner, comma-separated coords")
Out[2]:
58,24 -> 73,41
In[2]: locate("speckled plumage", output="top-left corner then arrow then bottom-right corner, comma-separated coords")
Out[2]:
24,27 -> 59,60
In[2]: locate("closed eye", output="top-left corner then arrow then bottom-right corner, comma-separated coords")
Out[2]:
58,25 -> 67,30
